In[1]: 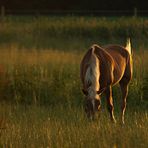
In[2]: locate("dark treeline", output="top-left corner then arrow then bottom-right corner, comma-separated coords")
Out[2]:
0,0 -> 147,15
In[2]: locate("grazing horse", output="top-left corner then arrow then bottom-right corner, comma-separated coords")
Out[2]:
80,39 -> 132,123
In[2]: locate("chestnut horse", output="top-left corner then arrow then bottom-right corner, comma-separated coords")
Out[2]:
80,39 -> 132,123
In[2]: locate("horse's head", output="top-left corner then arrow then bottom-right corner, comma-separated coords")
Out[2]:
82,89 -> 102,119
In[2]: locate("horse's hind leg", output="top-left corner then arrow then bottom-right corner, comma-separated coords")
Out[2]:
105,86 -> 116,123
119,80 -> 129,124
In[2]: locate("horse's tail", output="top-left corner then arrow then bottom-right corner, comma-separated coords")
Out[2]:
125,38 -> 133,77
125,38 -> 132,55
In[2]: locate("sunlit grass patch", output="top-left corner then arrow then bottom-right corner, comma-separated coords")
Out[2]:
0,103 -> 148,147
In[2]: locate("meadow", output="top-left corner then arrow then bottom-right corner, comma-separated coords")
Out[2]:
0,16 -> 148,147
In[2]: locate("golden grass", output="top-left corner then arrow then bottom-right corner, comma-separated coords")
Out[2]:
0,104 -> 148,148
0,46 -> 147,148
0,46 -> 81,66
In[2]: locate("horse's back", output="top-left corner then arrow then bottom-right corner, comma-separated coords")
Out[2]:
103,45 -> 132,85
80,44 -> 132,90
103,45 -> 129,60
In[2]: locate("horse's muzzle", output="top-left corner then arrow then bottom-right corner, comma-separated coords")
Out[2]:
84,99 -> 101,119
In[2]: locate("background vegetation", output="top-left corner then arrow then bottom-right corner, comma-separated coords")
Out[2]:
0,16 -> 148,49
0,16 -> 148,147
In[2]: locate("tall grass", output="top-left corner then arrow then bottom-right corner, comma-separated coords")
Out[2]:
0,48 -> 81,105
0,101 -> 148,147
0,16 -> 148,147
0,47 -> 147,107
0,46 -> 147,148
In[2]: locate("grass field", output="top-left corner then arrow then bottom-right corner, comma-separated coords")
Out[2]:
0,16 -> 148,147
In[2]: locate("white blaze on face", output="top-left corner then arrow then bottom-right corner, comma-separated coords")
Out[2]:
87,85 -> 100,111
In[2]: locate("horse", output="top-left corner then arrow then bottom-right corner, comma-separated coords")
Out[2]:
80,39 -> 132,124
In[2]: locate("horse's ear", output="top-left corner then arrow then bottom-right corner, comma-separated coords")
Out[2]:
82,89 -> 88,95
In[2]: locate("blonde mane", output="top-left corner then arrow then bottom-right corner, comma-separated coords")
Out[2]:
85,45 -> 100,99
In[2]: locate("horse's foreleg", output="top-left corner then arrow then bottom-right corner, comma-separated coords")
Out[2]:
105,86 -> 116,123
120,82 -> 128,124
